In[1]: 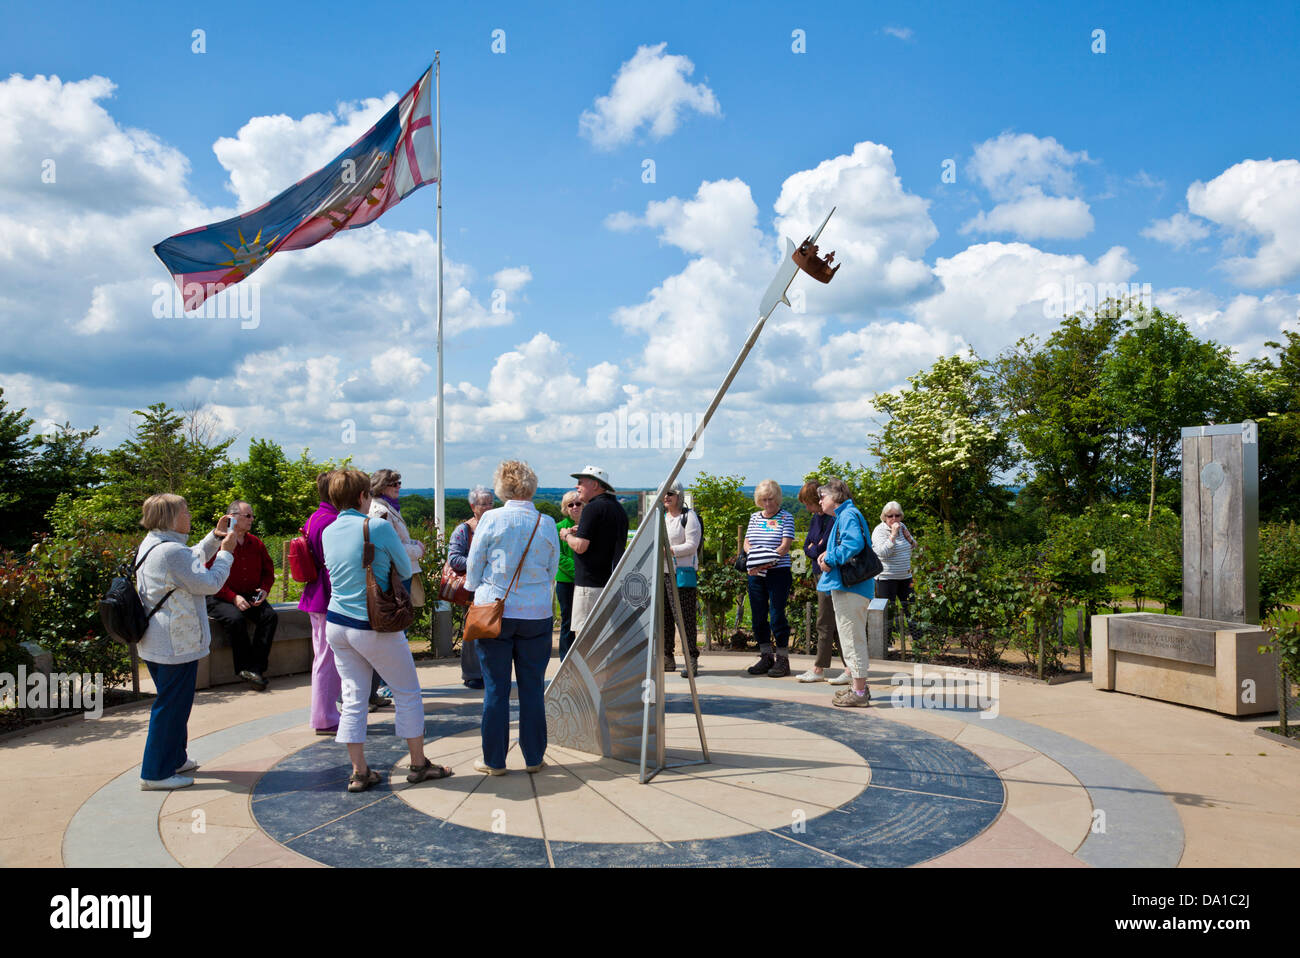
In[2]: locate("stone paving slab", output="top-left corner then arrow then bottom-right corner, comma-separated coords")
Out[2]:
3,654 -> 1297,867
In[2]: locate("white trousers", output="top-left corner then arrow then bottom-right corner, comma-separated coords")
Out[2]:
325,622 -> 425,744
830,591 -> 871,680
572,585 -> 602,638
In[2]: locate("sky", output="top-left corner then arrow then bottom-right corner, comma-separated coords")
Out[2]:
3,0 -> 1299,492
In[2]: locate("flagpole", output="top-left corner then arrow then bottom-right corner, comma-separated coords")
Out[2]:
434,52 -> 445,540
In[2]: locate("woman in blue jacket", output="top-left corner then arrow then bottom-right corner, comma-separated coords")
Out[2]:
815,478 -> 876,707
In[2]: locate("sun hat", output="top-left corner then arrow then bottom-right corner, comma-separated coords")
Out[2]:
570,465 -> 614,491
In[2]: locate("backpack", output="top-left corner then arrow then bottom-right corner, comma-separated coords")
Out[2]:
288,515 -> 318,583
99,542 -> 176,646
678,507 -> 704,564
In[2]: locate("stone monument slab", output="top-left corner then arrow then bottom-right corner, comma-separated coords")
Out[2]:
1093,612 -> 1277,716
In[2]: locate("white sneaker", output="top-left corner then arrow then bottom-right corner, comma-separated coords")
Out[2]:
827,670 -> 852,686
140,775 -> 194,791
796,670 -> 826,683
175,759 -> 199,774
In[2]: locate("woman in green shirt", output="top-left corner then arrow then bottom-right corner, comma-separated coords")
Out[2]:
556,490 -> 583,660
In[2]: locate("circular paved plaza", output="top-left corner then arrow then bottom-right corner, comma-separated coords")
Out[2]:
49,661 -> 1209,869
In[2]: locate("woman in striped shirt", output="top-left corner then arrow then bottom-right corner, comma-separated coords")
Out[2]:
871,500 -> 916,647
744,479 -> 796,678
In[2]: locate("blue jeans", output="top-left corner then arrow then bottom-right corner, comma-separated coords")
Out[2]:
748,567 -> 793,654
556,580 -> 575,660
141,659 -> 198,781
475,617 -> 551,769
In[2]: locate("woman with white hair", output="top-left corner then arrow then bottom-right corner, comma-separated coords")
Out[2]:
872,500 -> 916,646
447,485 -> 494,688
465,460 -> 559,774
816,478 -> 876,707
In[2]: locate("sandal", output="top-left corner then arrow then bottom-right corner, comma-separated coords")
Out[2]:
347,768 -> 382,792
406,759 -> 454,784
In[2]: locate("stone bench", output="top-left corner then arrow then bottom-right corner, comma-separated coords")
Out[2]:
196,602 -> 314,690
1092,612 -> 1278,716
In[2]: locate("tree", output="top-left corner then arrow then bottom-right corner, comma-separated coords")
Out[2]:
994,309 -> 1124,512
0,388 -> 38,550
871,352 -> 1012,532
92,403 -> 234,530
689,472 -> 751,562
1248,331 -> 1300,521
1100,308 -> 1246,522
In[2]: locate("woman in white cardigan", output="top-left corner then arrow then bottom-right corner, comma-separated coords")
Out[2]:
135,493 -> 238,790
871,500 -> 916,647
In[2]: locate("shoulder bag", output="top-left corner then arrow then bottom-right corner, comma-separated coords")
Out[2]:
835,510 -> 883,586
464,514 -> 541,642
364,518 -> 415,632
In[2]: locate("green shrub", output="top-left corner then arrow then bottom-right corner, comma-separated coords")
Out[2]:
0,553 -> 41,674
697,559 -> 746,647
27,529 -> 136,687
1259,522 -> 1300,618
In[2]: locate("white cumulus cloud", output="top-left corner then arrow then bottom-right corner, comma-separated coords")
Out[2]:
579,43 -> 721,150
1142,212 -> 1211,249
963,132 -> 1094,241
961,187 -> 1094,240
1186,158 -> 1300,287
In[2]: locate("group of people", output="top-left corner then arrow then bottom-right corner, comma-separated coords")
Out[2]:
735,479 -> 915,707
129,461 -> 910,792
129,460 -> 637,791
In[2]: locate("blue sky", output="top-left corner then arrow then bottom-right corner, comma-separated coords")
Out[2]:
2,0 -> 1298,492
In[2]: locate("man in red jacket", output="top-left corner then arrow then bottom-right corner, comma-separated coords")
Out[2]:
206,501 -> 278,690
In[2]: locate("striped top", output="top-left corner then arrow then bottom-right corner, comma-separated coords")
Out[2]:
871,522 -> 914,580
745,509 -> 795,570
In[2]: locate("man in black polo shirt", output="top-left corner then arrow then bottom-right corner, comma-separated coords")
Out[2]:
559,465 -> 628,637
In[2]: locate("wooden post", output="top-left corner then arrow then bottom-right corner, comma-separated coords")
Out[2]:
130,644 -> 140,696
1279,660 -> 1289,737
804,601 -> 813,654
1037,616 -> 1045,681
281,540 -> 290,602
1077,607 -> 1086,673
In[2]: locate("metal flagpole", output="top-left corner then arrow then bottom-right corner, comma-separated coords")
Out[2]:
434,52 -> 446,538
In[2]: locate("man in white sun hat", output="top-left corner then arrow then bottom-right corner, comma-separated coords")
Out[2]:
559,465 -> 628,638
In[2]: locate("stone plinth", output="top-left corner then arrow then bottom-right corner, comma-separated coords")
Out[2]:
1092,612 -> 1277,716
195,603 -> 313,689
867,598 -> 888,661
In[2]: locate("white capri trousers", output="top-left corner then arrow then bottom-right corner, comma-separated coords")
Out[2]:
572,584 -> 602,637
325,622 -> 425,744
830,590 -> 871,680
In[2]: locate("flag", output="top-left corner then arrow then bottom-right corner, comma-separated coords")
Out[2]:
154,65 -> 437,309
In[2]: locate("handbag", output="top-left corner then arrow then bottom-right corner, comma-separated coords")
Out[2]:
464,514 -> 541,642
409,573 -> 426,608
363,518 -> 415,632
834,511 -> 883,586
438,564 -> 475,606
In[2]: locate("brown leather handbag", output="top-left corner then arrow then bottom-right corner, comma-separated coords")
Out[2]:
464,514 -> 540,642
364,518 -> 415,633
